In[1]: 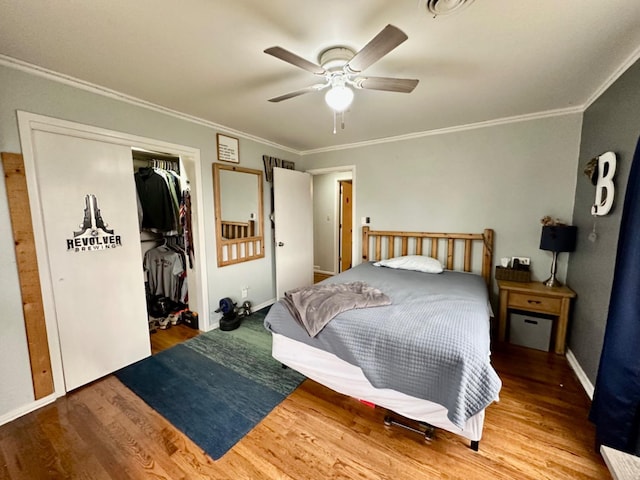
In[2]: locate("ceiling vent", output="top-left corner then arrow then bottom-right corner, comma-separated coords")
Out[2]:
425,0 -> 476,17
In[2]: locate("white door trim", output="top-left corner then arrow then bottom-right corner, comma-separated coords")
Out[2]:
17,111 -> 210,398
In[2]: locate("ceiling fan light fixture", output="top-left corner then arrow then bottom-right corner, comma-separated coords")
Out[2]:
319,46 -> 355,72
325,84 -> 354,112
265,24 -> 418,132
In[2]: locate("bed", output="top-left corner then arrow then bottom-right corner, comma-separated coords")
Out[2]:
264,226 -> 501,450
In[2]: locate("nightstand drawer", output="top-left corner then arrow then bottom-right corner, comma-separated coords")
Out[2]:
508,292 -> 562,314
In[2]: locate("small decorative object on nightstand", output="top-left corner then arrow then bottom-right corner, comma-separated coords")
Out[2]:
498,279 -> 576,354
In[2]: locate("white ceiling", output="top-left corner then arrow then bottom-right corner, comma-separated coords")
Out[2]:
1,1 -> 640,153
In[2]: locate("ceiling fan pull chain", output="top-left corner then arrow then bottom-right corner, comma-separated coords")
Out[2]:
333,111 -> 337,135
341,111 -> 346,130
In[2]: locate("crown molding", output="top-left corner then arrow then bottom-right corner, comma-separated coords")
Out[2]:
3,50 -> 636,157
0,54 -> 299,155
301,45 -> 640,156
300,106 -> 584,155
583,45 -> 640,110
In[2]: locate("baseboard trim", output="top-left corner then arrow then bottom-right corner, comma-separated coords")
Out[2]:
0,393 -> 56,427
314,269 -> 335,276
254,299 -> 276,312
205,299 -> 277,332
566,348 -> 594,400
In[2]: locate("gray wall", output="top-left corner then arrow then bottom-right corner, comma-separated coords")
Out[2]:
0,64 -> 298,419
299,115 -> 583,300
568,59 -> 640,384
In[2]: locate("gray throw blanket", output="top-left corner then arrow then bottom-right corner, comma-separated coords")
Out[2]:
281,281 -> 391,337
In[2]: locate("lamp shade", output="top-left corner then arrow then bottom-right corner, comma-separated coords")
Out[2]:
540,225 -> 577,252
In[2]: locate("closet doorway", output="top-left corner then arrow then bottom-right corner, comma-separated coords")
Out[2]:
17,111 -> 209,397
132,149 -> 201,354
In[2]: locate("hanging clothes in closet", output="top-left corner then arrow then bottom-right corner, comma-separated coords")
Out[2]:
135,159 -> 188,304
180,189 -> 195,269
135,164 -> 181,233
144,239 -> 186,303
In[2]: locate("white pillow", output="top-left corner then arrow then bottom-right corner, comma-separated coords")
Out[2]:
373,255 -> 443,274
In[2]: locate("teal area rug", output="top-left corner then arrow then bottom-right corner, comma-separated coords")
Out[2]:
115,310 -> 305,459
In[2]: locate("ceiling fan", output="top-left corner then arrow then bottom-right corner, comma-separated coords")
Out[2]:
264,24 -> 419,132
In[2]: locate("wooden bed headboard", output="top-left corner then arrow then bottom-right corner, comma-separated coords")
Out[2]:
362,226 -> 494,287
221,220 -> 255,240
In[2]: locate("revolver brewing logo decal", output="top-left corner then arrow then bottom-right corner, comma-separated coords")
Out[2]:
67,194 -> 122,252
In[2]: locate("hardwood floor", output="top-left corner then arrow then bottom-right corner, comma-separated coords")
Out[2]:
0,339 -> 610,479
149,323 -> 200,355
314,272 -> 334,284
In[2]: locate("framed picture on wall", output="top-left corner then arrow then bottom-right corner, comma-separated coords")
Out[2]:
217,133 -> 239,163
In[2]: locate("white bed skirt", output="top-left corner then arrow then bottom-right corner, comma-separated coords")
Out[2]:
272,333 -> 484,442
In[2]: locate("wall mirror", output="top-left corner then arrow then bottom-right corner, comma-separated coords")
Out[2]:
213,163 -> 264,267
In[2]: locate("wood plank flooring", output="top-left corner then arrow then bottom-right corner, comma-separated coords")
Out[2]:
314,272 -> 334,284
149,323 -> 200,355
0,338 -> 610,479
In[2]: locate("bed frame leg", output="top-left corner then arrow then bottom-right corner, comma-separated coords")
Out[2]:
281,363 -> 288,369
384,412 -> 480,451
383,414 -> 435,442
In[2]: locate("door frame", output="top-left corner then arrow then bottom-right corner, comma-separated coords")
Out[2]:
306,166 -> 357,273
17,111 -> 210,398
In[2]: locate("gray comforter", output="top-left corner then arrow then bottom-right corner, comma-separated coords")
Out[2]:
281,281 -> 391,337
264,262 -> 502,428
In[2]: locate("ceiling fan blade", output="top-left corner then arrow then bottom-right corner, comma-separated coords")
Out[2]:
268,85 -> 324,103
355,76 -> 419,93
264,47 -> 326,75
346,25 -> 409,74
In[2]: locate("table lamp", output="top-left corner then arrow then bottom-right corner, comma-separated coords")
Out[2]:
540,225 -> 577,287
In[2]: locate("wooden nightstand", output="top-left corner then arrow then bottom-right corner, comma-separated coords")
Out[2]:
497,280 -> 576,354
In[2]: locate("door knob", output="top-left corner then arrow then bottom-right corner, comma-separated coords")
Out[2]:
277,242 -> 285,247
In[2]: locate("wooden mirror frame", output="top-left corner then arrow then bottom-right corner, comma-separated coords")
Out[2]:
213,163 -> 265,267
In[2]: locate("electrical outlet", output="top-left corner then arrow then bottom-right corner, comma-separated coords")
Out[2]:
511,256 -> 530,266
241,286 -> 249,299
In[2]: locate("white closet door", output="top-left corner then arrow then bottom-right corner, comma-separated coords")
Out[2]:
32,131 -> 150,391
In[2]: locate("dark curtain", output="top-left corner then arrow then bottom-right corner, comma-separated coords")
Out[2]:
590,135 -> 640,454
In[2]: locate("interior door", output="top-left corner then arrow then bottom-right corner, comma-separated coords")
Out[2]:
31,131 -> 150,391
273,167 -> 313,299
339,180 -> 353,272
